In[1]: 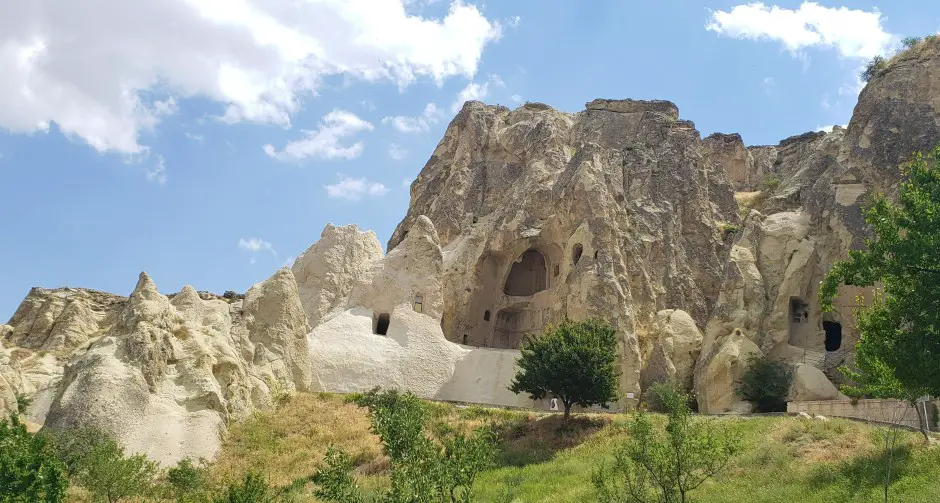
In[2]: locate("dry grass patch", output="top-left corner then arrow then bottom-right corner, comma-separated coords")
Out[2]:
775,417 -> 876,463
208,392 -> 382,488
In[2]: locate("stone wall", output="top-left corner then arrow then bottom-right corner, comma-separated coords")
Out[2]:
787,399 -> 939,430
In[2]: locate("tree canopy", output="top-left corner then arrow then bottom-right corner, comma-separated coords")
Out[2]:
509,318 -> 620,419
820,146 -> 940,402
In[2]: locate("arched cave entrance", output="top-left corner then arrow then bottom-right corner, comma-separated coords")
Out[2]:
503,249 -> 548,296
788,297 -> 812,347
823,321 -> 842,351
572,244 -> 583,265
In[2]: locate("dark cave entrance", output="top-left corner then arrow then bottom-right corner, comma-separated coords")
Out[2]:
823,321 -> 842,351
503,249 -> 548,296
374,313 -> 390,336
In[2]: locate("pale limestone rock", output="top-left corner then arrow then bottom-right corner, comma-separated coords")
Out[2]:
641,310 -> 702,390
303,218 -> 539,409
789,364 -> 846,402
6,288 -> 124,354
42,270 -> 311,466
695,329 -> 761,414
389,99 -> 739,401
291,224 -> 384,328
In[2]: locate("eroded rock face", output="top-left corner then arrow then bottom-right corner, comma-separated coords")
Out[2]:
302,217 -> 536,409
388,99 -> 740,398
38,271 -> 310,466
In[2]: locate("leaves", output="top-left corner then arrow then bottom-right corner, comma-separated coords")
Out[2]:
0,415 -> 68,503
509,319 -> 621,418
820,146 -> 940,400
737,355 -> 794,412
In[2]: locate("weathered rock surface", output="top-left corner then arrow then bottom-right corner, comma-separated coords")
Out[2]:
789,364 -> 846,402
4,38 -> 940,463
33,270 -> 310,466
303,217 -> 539,408
389,98 -> 740,399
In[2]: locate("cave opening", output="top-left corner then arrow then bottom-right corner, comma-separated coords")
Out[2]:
503,249 -> 548,296
823,321 -> 842,351
374,313 -> 390,335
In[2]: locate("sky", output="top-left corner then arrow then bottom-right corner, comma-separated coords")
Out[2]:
1,0 -> 939,321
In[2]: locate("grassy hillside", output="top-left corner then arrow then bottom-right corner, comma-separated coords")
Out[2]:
206,393 -> 940,503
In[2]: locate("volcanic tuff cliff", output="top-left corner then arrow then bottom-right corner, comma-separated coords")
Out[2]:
2,38 -> 939,463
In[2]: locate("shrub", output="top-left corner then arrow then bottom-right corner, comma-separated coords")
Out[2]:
314,388 -> 497,503
901,36 -> 921,49
0,415 -> 69,502
213,472 -> 273,503
738,354 -> 794,412
861,56 -> 888,82
594,384 -> 740,503
166,458 -> 207,502
758,174 -> 781,193
641,380 -> 697,413
49,428 -> 159,503
13,394 -> 31,414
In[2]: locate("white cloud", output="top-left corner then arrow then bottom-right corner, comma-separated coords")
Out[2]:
510,94 -> 522,103
325,175 -> 389,201
507,16 -> 521,28
815,124 -> 846,133
706,2 -> 897,60
264,110 -> 373,161
388,143 -> 408,160
238,237 -> 277,263
402,178 -> 412,188
0,0 -> 502,155
763,76 -> 776,94
382,102 -> 444,134
184,132 -> 204,142
146,156 -> 167,184
451,74 -> 502,113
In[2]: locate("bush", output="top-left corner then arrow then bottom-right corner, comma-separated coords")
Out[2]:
738,354 -> 794,412
166,458 -> 207,502
0,415 -> 69,502
13,394 -> 31,414
594,384 -> 740,503
901,36 -> 921,49
641,380 -> 696,413
314,388 -> 497,503
861,56 -> 888,82
213,472 -> 273,503
758,174 -> 781,193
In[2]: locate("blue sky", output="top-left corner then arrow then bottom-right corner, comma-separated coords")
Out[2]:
1,0 -> 938,320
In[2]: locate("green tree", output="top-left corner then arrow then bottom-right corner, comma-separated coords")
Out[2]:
213,472 -> 274,503
313,388 -> 496,503
593,385 -> 740,503
737,354 -> 794,412
509,318 -> 620,420
74,437 -> 159,503
0,415 -> 68,503
819,145 -> 940,436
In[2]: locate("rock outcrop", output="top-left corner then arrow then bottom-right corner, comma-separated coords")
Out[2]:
7,270 -> 311,466
4,37 -> 940,462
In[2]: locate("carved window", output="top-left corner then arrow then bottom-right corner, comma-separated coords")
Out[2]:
413,294 -> 423,313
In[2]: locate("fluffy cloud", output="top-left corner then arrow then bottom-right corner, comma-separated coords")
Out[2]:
238,237 -> 277,263
706,2 -> 897,59
451,74 -> 504,113
382,103 -> 444,134
263,110 -> 373,161
815,124 -> 846,133
0,0 -> 502,154
325,175 -> 390,201
388,143 -> 409,160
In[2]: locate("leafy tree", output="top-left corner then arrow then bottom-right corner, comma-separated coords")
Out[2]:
313,388 -> 497,503
0,415 -> 68,503
593,385 -> 740,503
509,318 -> 620,420
73,437 -> 159,503
820,145 -> 940,438
861,56 -> 888,82
737,354 -> 794,412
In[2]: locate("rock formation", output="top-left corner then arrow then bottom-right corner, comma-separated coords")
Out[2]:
3,37 -> 939,463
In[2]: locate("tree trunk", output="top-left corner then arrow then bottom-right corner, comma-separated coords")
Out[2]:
563,401 -> 571,421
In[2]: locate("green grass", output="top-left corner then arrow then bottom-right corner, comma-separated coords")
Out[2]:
209,393 -> 940,503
